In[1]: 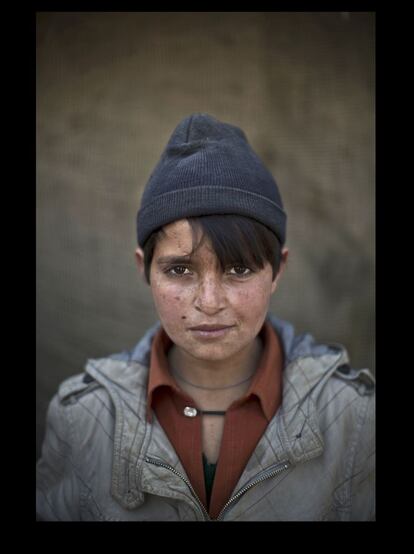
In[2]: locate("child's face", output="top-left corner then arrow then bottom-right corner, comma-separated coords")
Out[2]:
146,219 -> 281,364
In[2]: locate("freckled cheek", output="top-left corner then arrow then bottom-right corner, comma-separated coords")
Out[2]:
231,286 -> 270,320
151,281 -> 191,323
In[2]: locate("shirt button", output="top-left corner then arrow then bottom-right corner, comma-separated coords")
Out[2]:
183,406 -> 198,417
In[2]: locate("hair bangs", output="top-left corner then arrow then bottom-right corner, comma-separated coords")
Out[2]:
187,215 -> 277,274
143,215 -> 282,283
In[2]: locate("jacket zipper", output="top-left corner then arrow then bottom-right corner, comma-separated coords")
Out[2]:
145,456 -> 211,520
145,455 -> 290,521
216,460 -> 291,520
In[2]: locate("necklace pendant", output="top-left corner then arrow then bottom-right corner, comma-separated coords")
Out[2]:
183,406 -> 198,418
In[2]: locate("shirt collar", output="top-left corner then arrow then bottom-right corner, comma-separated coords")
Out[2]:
147,320 -> 283,422
146,328 -> 178,421
246,320 -> 283,421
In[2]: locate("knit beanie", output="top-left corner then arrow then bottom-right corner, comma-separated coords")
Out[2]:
136,113 -> 286,247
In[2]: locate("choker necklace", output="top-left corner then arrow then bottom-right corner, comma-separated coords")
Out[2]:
172,369 -> 255,391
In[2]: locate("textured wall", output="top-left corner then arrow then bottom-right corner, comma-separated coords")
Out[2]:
36,11 -> 375,459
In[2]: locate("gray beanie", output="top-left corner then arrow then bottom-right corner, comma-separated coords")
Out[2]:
136,113 -> 286,247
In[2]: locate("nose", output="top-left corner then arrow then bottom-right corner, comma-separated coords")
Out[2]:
194,274 -> 226,315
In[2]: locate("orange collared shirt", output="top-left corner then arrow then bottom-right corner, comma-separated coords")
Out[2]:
147,320 -> 283,519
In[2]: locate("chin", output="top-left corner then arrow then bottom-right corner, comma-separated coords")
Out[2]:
182,341 -> 244,362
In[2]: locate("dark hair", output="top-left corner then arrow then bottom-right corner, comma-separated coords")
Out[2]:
142,215 -> 282,284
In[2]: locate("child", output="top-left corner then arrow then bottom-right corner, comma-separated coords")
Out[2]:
36,113 -> 375,521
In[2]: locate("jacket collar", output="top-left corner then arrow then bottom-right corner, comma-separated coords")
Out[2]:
84,315 -> 349,510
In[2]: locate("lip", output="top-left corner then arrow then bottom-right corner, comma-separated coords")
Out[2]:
188,324 -> 235,339
189,324 -> 234,331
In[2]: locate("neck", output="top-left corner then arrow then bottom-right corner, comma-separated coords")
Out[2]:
167,336 -> 263,390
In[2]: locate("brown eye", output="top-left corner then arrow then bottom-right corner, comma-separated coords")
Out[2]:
228,265 -> 251,276
167,265 -> 190,276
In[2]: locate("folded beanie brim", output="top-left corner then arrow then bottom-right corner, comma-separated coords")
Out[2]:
137,186 -> 286,247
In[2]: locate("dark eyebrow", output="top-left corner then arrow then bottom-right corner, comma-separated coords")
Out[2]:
156,255 -> 193,266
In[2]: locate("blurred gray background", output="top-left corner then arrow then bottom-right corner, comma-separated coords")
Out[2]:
36,11 -> 375,460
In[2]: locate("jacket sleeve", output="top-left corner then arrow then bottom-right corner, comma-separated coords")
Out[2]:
36,393 -> 81,521
349,392 -> 375,521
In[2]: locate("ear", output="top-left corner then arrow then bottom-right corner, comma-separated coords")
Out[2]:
271,247 -> 289,294
135,247 -> 146,280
